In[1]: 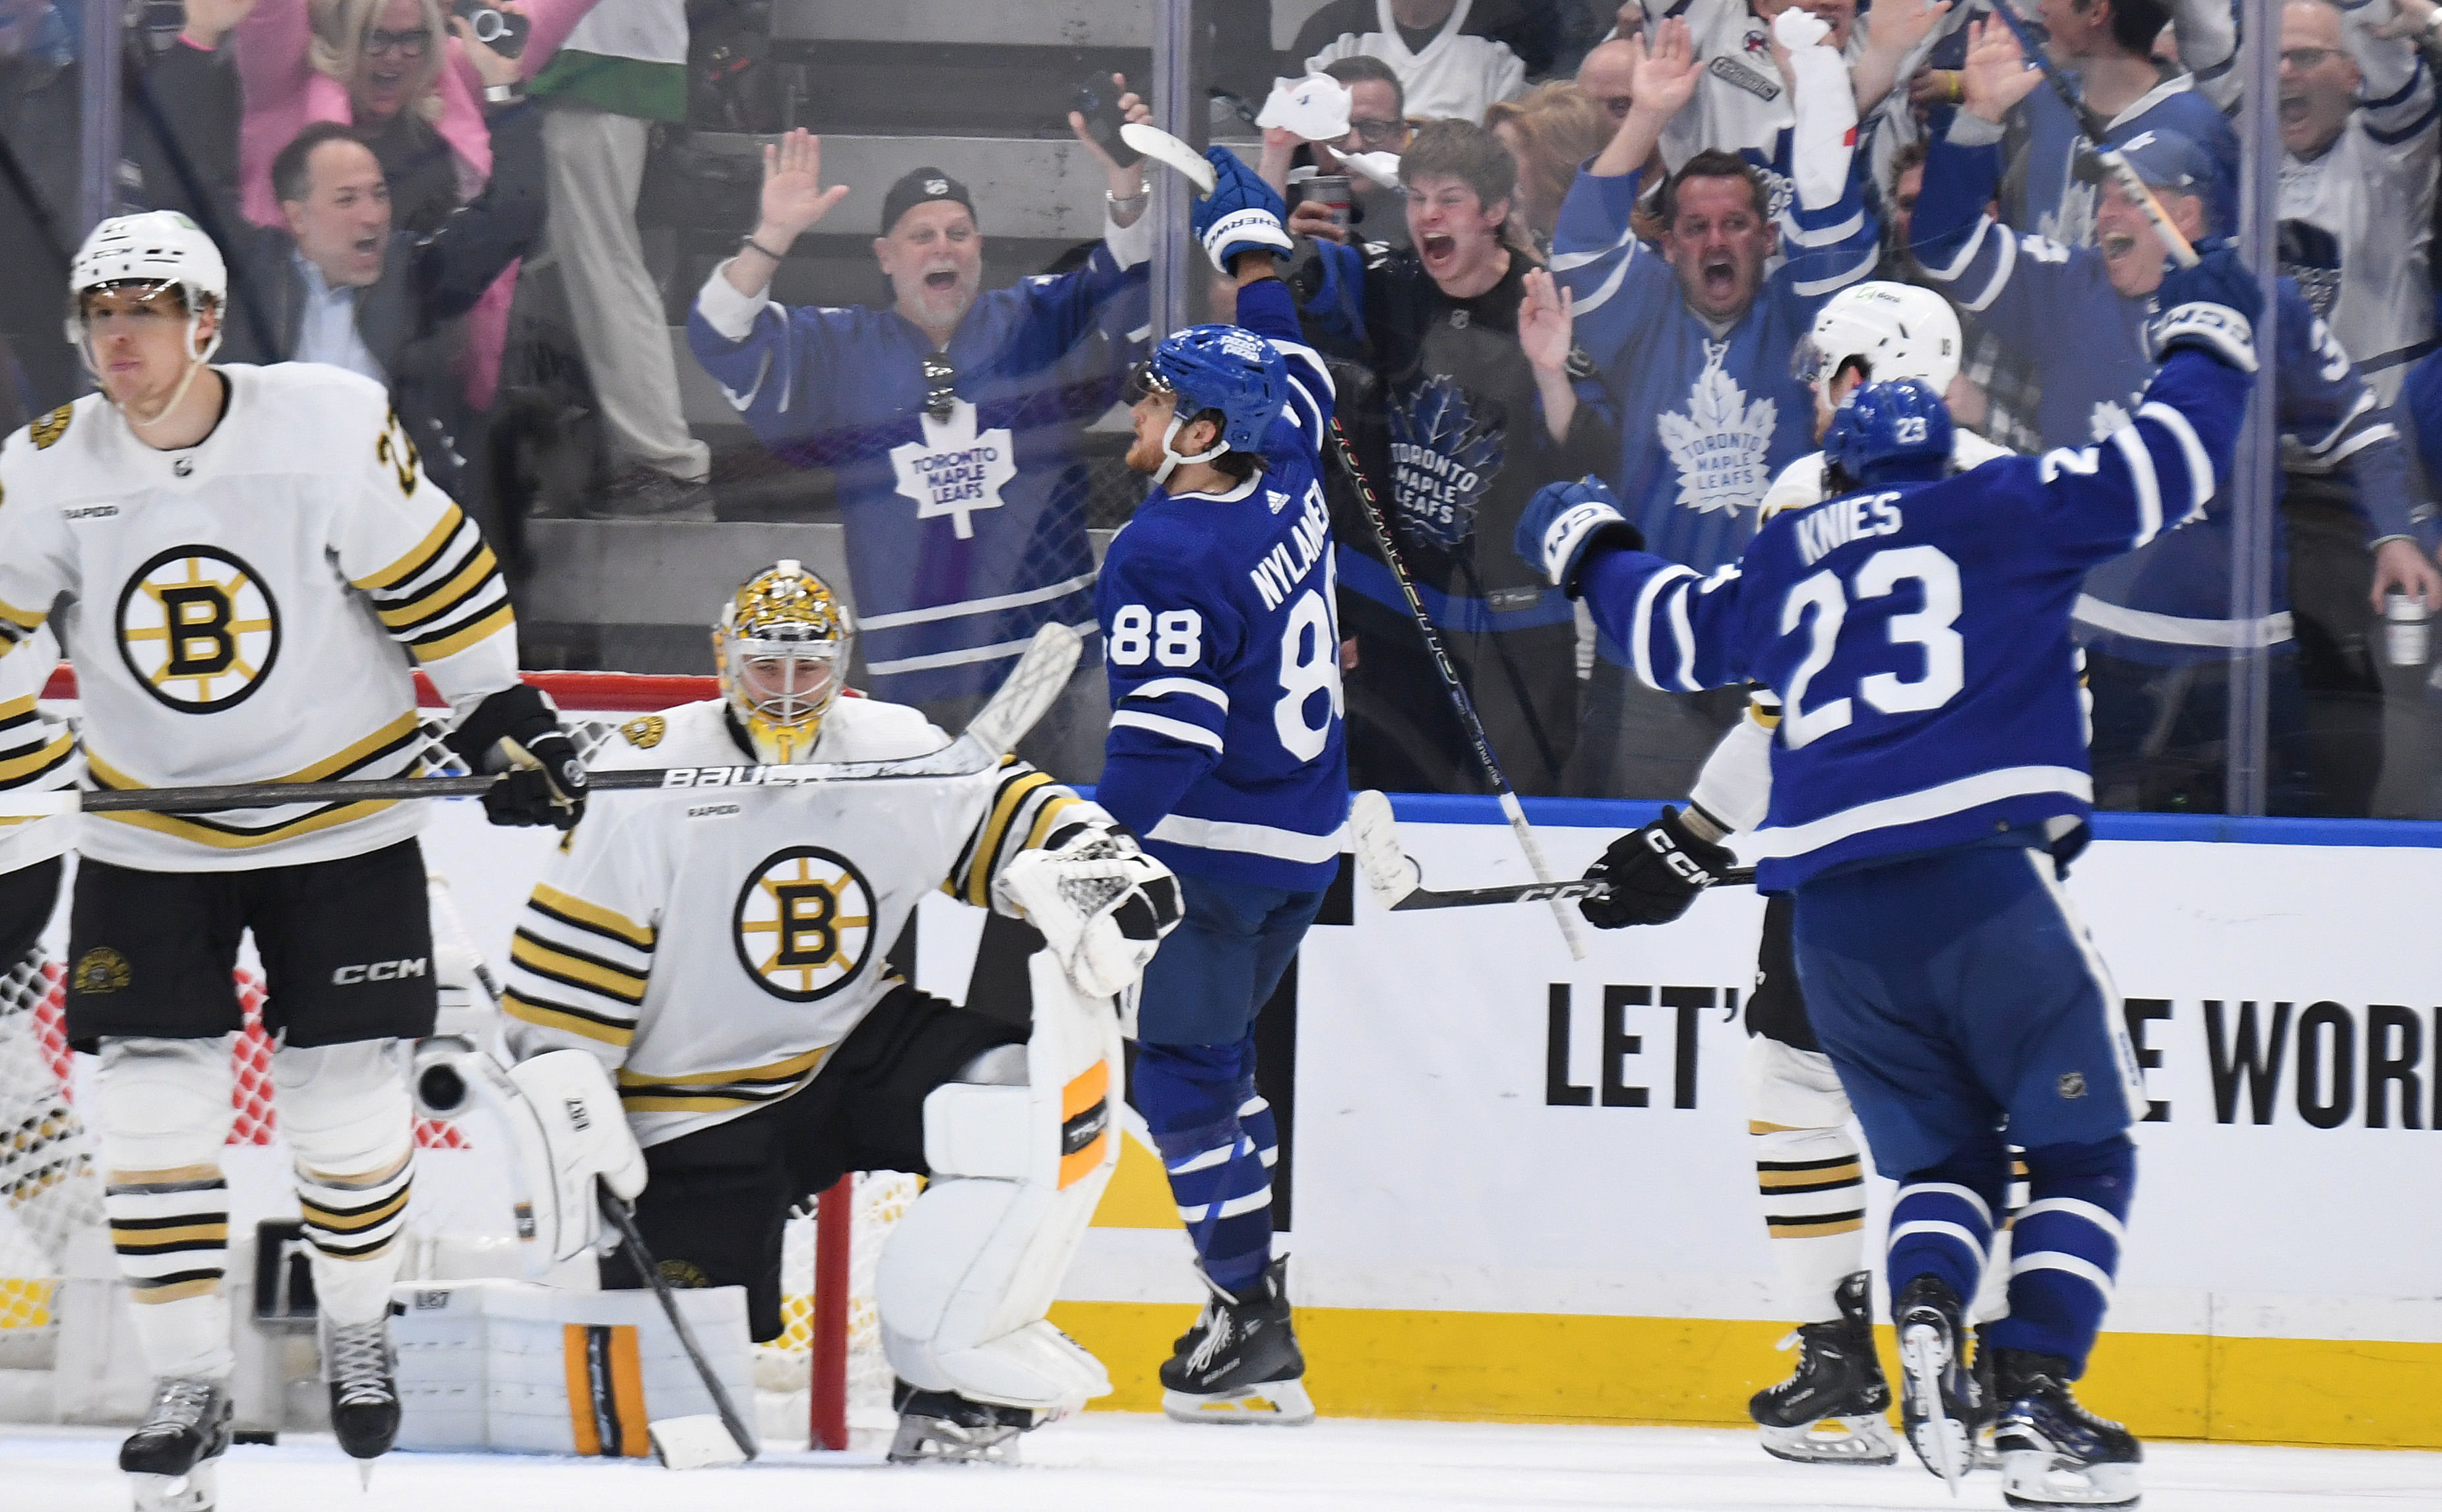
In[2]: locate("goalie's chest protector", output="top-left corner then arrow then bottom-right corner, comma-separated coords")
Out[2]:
576,699 -> 1005,1138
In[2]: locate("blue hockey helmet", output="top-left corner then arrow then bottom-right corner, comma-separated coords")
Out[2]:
1824,378 -> 1953,488
1128,323 -> 1289,484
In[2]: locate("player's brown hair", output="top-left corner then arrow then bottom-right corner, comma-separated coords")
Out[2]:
1484,83 -> 1610,234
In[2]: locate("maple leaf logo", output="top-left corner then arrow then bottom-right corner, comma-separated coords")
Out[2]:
1388,374 -> 1506,550
1658,342 -> 1776,517
2087,396 -> 2133,442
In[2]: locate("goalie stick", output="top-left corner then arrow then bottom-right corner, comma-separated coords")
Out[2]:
597,1180 -> 760,1466
1349,790 -> 1752,912
0,623 -> 1082,819
1986,0 -> 2199,269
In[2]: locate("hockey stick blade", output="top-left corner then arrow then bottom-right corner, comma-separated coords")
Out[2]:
1120,122 -> 1217,196
597,1180 -> 759,1463
0,625 -> 1084,819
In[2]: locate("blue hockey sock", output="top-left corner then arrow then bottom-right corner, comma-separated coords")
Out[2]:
1135,1037 -> 1275,1296
1989,1134 -> 2135,1375
1888,1140 -> 2007,1309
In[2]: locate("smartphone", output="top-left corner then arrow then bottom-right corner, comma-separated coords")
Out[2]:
1072,77 -> 1143,168
452,0 -> 530,59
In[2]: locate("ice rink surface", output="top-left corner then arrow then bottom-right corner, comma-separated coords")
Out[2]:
7,1416 -> 2439,1511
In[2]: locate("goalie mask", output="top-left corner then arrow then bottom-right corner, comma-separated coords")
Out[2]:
714,559 -> 852,764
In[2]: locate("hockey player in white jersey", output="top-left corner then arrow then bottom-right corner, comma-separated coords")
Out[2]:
1575,281 -> 2014,1467
501,561 -> 1182,1464
0,212 -> 582,1509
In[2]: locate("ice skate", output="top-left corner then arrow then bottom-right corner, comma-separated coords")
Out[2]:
120,1377 -> 231,1512
1749,1271 -> 1897,1465
1894,1275 -> 1978,1488
322,1309 -> 402,1463
1991,1348 -> 2143,1509
1159,1257 -> 1314,1426
887,1380 -> 1043,1464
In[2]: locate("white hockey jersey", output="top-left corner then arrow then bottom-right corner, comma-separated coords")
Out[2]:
0,364 -> 520,872
0,627 -> 75,877
500,695 -> 1108,1148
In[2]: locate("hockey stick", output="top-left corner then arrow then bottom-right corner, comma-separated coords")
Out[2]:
1327,418 -> 1588,959
1350,790 -> 1752,912
1985,0 -> 2198,268
0,624 -> 1082,819
596,1180 -> 759,1465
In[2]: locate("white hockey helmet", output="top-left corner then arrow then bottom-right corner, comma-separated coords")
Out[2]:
714,559 -> 854,765
65,211 -> 228,349
1791,282 -> 1960,400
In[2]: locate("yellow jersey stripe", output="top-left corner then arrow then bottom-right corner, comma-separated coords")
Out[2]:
89,712 -> 418,790
377,543 -> 499,629
530,884 -> 656,951
962,769 -> 1053,905
0,594 -> 44,631
98,798 -> 396,848
502,992 -> 635,1048
0,692 -> 35,722
0,730 -> 73,786
614,1044 -> 829,1089
410,600 -> 515,663
1020,792 -> 1081,854
353,505 -> 466,591
509,935 -> 647,1004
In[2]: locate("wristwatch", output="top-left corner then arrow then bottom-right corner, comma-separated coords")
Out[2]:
1107,188 -> 1150,214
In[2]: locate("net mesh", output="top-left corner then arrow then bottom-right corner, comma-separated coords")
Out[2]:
771,1172 -> 923,1433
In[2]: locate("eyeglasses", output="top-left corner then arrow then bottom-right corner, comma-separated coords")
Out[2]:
1348,116 -> 1407,148
921,353 -> 957,418
364,26 -> 432,58
2279,46 -> 2338,70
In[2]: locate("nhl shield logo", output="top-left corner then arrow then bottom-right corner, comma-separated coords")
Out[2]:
2057,1071 -> 2088,1100
72,946 -> 131,994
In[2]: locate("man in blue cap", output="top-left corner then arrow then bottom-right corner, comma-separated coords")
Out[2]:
1911,18 -> 2439,813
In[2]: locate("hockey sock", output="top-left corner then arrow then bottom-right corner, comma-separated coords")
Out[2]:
272,1040 -> 415,1325
1751,1124 -> 1867,1325
1887,1139 -> 2008,1311
1136,1038 -> 1274,1298
94,1037 -> 237,1379
106,1168 -> 234,1379
1988,1134 -> 2135,1375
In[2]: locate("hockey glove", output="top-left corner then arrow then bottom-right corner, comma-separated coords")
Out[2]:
1516,476 -> 1643,596
2146,238 -> 2261,373
1581,805 -> 1738,929
1194,145 -> 1294,275
993,822 -> 1183,1000
447,683 -> 590,831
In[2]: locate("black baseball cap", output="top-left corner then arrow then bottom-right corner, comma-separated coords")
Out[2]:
881,168 -> 976,236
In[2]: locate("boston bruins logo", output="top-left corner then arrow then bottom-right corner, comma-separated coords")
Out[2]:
732,846 -> 875,1002
115,545 -> 281,712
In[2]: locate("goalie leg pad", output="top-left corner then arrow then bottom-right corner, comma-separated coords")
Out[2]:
270,1040 -> 416,1325
875,951 -> 1123,1412
94,1037 -> 237,1379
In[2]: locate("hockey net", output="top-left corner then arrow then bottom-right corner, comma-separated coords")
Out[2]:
0,669 -> 909,1442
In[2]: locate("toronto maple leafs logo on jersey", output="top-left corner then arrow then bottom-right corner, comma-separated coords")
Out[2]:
2088,395 -> 2137,443
889,399 -> 1017,539
1389,374 -> 1505,549
1658,342 -> 1776,517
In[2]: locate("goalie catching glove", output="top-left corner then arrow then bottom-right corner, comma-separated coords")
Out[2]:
993,823 -> 1183,999
446,683 -> 589,830
1581,804 -> 1738,929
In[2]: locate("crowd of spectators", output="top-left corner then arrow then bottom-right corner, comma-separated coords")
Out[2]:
3,0 -> 2441,817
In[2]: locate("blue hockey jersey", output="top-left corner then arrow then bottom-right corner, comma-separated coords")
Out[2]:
1551,159 -> 1879,580
1912,133 -> 2420,664
1094,278 -> 1351,891
1575,350 -> 2249,889
688,236 -> 1149,705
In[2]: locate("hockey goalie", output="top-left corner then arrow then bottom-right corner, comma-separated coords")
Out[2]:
492,561 -> 1181,1463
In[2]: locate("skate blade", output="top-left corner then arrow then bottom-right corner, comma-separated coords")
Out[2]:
1160,1377 -> 1315,1426
2002,1449 -> 2141,1509
886,1417 -> 1025,1466
131,1463 -> 218,1512
1758,1414 -> 1900,1466
1899,1323 -> 1971,1492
